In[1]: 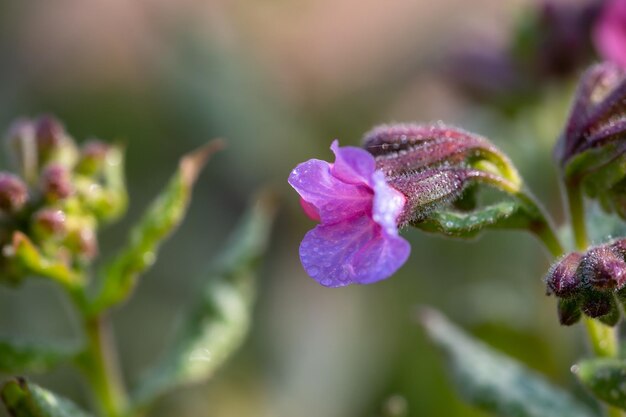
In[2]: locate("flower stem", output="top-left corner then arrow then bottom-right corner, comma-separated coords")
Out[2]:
78,315 -> 129,417
565,181 -> 623,417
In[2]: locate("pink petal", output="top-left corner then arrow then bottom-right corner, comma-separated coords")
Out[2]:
371,171 -> 405,235
299,215 -> 410,287
288,159 -> 372,224
299,198 -> 320,221
594,0 -> 626,69
329,140 -> 376,186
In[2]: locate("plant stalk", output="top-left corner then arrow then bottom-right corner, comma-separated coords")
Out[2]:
79,315 -> 129,417
565,182 -> 622,417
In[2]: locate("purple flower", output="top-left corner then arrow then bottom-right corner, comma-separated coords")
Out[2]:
594,0 -> 626,69
288,140 -> 410,287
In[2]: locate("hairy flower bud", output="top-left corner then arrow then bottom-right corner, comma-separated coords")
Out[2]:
578,246 -> 626,290
558,298 -> 582,326
0,173 -> 28,213
556,63 -> 626,165
40,164 -> 73,201
362,123 -> 524,225
545,252 -> 583,297
581,289 -> 616,320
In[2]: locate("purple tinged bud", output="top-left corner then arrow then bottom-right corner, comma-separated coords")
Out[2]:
580,289 -> 614,318
557,298 -> 581,326
556,62 -> 626,166
35,116 -> 67,153
361,123 -> 522,224
32,209 -> 66,239
0,173 -> 28,213
40,164 -> 73,201
545,252 -> 583,297
363,124 -> 512,178
578,245 -> 626,290
76,140 -> 110,176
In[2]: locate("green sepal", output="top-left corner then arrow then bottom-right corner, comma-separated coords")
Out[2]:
131,191 -> 276,413
575,358 -> 626,410
412,200 -> 531,239
420,308 -> 598,417
0,339 -> 78,374
1,378 -> 93,417
90,140 -> 223,314
3,232 -> 83,289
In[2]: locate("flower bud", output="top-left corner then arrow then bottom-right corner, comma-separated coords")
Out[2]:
34,116 -> 78,168
363,123 -> 520,185
63,216 -> 98,261
76,140 -> 110,176
545,252 -> 583,297
4,119 -> 37,182
362,124 -> 523,225
40,164 -> 73,201
578,246 -> 626,290
557,298 -> 581,326
580,289 -> 614,319
0,173 -> 28,213
32,208 -> 67,239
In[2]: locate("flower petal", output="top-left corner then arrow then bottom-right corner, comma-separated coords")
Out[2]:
288,159 -> 372,224
330,140 -> 376,186
594,0 -> 626,70
371,171 -> 405,235
299,215 -> 410,287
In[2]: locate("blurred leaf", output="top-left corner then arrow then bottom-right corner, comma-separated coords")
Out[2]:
90,140 -> 224,314
131,191 -> 276,412
0,339 -> 78,374
419,308 -> 598,417
585,202 -> 626,245
5,232 -> 83,288
0,378 -> 93,417
575,358 -> 626,410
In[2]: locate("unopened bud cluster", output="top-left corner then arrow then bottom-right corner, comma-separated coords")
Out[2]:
0,116 -> 126,284
545,239 -> 626,326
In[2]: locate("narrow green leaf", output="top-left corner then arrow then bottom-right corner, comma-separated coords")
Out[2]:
5,232 -> 83,288
90,140 -> 224,314
419,308 -> 598,417
1,378 -> 93,417
0,339 -> 78,373
131,191 -> 276,412
575,358 -> 626,410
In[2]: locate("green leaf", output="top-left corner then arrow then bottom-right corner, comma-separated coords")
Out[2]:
0,339 -> 78,374
574,358 -> 626,410
4,232 -> 83,288
131,191 -> 276,412
419,308 -> 598,417
1,378 -> 93,417
413,201 -> 531,238
90,140 -> 224,314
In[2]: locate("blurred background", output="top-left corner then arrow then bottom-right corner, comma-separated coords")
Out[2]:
0,0 -> 603,416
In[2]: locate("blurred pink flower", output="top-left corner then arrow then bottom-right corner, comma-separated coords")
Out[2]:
594,0 -> 626,69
